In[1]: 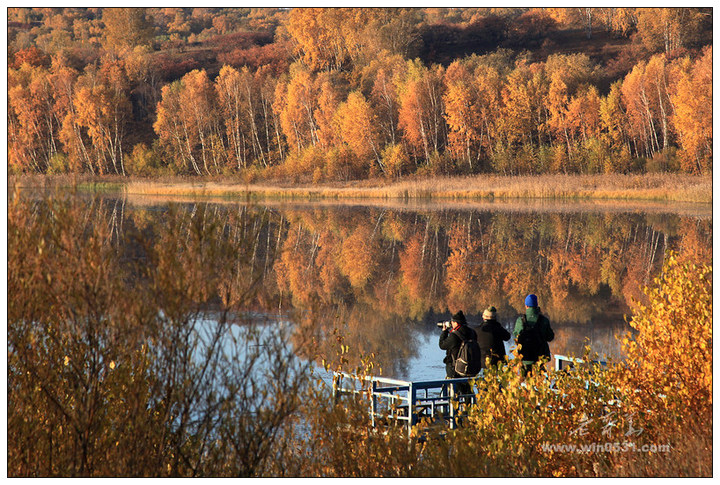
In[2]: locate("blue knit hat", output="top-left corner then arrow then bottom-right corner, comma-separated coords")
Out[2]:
525,294 -> 538,307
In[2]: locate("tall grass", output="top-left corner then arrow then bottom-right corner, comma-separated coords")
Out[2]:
120,174 -> 712,203
9,173 -> 711,203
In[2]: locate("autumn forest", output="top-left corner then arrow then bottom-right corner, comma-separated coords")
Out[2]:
6,8 -> 714,478
7,7 -> 713,181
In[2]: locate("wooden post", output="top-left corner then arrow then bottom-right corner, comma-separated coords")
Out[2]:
371,380 -> 377,428
449,382 -> 456,430
408,383 -> 416,439
332,373 -> 340,405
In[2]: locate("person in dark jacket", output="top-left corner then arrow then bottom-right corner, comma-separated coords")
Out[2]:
476,306 -> 511,367
439,310 -> 476,396
512,294 -> 554,375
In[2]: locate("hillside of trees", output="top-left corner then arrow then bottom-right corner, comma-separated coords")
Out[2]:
7,7 -> 713,180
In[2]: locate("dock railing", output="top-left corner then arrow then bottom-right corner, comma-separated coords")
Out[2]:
554,354 -> 607,371
332,372 -> 481,438
333,357 -> 608,437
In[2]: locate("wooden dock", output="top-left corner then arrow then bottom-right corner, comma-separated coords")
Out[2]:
332,356 -> 606,437
332,372 -> 481,438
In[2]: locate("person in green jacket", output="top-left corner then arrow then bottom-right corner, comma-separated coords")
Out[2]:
513,294 -> 554,375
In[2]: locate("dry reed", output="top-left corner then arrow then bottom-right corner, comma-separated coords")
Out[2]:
122,174 -> 712,204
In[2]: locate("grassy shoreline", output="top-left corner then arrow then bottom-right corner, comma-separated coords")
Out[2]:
9,173 -> 713,204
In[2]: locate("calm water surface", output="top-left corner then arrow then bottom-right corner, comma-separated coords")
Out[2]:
28,192 -> 713,382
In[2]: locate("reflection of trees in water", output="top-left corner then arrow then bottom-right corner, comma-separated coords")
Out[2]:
287,303 -> 421,378
549,320 -> 629,362
81,196 -> 711,368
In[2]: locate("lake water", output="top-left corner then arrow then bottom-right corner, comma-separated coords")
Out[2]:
21,191 -> 712,383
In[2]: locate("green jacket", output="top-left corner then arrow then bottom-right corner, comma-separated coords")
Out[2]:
513,307 -> 554,364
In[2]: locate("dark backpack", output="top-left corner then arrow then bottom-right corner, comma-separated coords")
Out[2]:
517,315 -> 544,362
452,330 -> 483,377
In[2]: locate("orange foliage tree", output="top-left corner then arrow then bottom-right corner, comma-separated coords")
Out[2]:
670,47 -> 712,173
72,59 -> 132,175
273,65 -> 320,154
8,64 -> 59,172
285,8 -> 350,71
101,7 -> 154,52
215,65 -> 253,170
621,61 -> 660,160
215,65 -> 278,169
334,91 -> 382,174
397,60 -> 446,166
366,53 -> 407,148
443,61 -> 481,171
635,8 -> 706,54
313,72 -> 343,150
53,64 -> 95,174
599,81 -> 631,171
154,69 -> 222,175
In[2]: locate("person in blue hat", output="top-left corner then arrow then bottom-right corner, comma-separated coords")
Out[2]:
512,294 -> 554,375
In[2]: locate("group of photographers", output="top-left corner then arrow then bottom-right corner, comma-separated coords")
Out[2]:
439,293 -> 554,390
